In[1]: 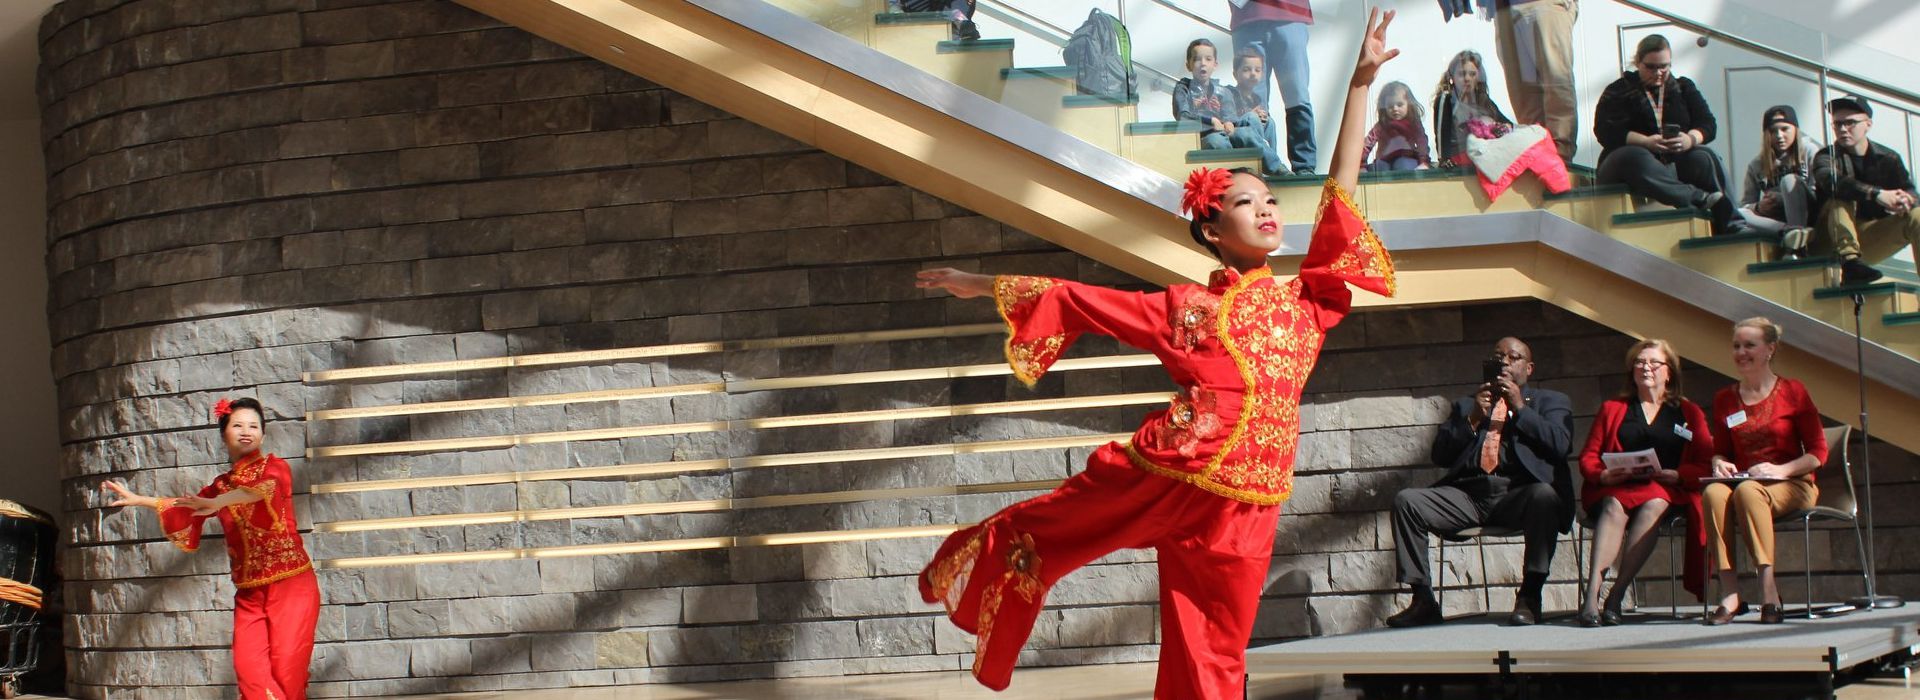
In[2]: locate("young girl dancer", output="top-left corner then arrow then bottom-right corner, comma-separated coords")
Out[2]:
913,9 -> 1401,698
104,397 -> 321,700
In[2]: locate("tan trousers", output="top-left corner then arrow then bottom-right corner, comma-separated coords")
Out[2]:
1701,479 -> 1816,571
1819,199 -> 1920,261
1496,0 -> 1578,161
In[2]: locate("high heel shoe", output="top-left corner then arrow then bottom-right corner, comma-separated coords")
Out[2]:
1601,597 -> 1623,627
1759,603 -> 1784,624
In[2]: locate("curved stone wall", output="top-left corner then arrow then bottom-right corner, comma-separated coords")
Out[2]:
38,1 -> 1169,696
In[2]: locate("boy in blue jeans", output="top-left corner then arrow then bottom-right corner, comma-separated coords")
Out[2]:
1174,39 -> 1287,175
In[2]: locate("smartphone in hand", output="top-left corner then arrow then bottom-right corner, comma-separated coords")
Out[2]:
1481,358 -> 1506,384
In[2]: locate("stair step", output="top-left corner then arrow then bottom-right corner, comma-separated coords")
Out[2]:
1355,168 -> 1464,183
1885,259 -> 1919,284
1062,93 -> 1138,108
1746,256 -> 1835,275
1885,312 -> 1920,328
937,38 -> 1012,53
1544,183 -> 1631,201
1812,280 -> 1920,301
1613,207 -> 1709,226
874,11 -> 949,25
1675,231 -> 1776,251
1186,147 -> 1263,164
1002,65 -> 1075,80
1126,120 -> 1204,136
1265,172 -> 1326,188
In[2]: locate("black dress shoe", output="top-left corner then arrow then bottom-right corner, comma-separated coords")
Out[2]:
1386,595 -> 1444,628
1759,603 -> 1784,624
1601,598 -> 1623,626
1576,610 -> 1601,628
1507,596 -> 1543,626
1841,258 -> 1885,285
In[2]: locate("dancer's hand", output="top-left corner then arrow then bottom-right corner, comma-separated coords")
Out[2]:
915,268 -> 993,299
1351,8 -> 1400,88
101,481 -> 153,509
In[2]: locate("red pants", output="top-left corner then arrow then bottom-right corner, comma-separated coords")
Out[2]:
919,444 -> 1280,699
232,569 -> 321,700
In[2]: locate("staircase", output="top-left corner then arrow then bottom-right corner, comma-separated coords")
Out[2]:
453,0 -> 1920,452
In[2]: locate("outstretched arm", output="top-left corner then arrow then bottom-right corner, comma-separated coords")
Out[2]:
1330,8 -> 1400,194
917,267 -> 1169,386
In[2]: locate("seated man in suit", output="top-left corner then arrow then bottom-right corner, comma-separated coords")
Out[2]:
1386,336 -> 1574,627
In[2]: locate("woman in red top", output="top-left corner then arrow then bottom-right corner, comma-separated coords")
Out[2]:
1702,317 -> 1827,625
103,397 -> 321,699
1575,339 -> 1714,627
913,11 -> 1400,698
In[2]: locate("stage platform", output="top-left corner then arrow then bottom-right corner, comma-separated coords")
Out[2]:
1247,607 -> 1920,682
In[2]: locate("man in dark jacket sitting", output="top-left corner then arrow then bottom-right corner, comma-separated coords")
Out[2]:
1386,336 -> 1574,628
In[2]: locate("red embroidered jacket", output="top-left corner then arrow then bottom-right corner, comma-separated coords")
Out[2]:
994,181 -> 1394,505
156,452 -> 313,588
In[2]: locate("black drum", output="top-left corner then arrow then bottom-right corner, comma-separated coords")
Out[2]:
0,500 -> 53,698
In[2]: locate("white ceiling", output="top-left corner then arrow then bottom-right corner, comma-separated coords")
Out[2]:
1,1 -> 61,122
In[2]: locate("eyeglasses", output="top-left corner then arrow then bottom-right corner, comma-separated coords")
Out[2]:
1833,118 -> 1868,130
1632,359 -> 1669,368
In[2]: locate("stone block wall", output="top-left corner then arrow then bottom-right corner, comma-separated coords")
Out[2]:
40,0 -> 1920,697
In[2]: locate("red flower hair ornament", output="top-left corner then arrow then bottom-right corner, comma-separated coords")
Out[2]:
1180,167 -> 1235,220
212,398 -> 234,421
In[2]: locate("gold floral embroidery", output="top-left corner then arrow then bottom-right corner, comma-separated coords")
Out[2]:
927,529 -> 984,615
1318,179 -> 1398,296
973,582 -> 1002,676
993,276 -> 1066,387
1156,385 -> 1224,458
1004,532 -> 1043,604
1172,290 -> 1221,349
165,528 -> 198,553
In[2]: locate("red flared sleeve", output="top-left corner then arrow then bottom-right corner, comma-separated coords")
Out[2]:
1297,180 -> 1397,330
992,275 -> 1169,387
154,482 -> 221,553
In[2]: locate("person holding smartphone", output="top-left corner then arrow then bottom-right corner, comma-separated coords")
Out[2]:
1387,337 -> 1575,628
1593,34 -> 1735,236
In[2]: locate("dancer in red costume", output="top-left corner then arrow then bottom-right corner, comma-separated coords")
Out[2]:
913,10 -> 1401,698
104,397 -> 321,700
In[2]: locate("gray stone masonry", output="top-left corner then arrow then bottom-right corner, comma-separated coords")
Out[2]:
41,0 -> 1920,697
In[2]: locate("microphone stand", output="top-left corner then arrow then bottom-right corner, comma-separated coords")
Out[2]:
1847,291 -> 1903,611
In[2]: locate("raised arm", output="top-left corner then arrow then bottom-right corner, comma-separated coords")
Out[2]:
1331,8 -> 1401,195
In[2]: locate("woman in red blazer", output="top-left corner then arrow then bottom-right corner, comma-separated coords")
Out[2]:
1576,339 -> 1715,626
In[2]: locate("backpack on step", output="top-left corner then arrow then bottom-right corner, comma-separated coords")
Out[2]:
1062,8 -> 1134,101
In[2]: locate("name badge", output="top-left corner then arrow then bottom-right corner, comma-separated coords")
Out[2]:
1724,411 -> 1747,429
1674,424 -> 1694,441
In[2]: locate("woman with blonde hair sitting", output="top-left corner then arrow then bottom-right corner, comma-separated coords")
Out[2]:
1702,317 -> 1827,625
